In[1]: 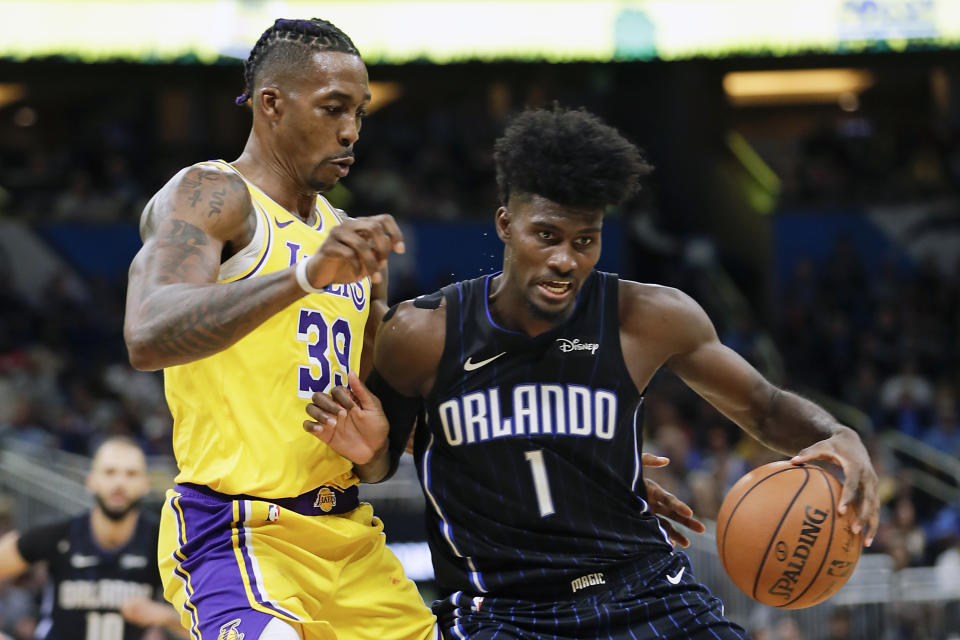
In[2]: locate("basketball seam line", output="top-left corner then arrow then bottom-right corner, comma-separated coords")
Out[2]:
719,465 -> 803,580
781,466 -> 838,608
749,467 -> 809,601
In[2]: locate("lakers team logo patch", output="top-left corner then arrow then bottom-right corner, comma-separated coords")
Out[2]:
267,504 -> 280,523
314,487 -> 336,512
218,619 -> 244,640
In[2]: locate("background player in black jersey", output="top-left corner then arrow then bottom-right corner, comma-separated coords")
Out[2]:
305,106 -> 880,639
0,437 -> 186,639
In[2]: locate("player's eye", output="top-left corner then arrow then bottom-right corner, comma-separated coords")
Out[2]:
538,231 -> 553,241
575,237 -> 593,247
356,107 -> 368,119
324,105 -> 344,115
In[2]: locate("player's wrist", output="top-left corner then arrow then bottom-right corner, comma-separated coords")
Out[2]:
295,257 -> 332,295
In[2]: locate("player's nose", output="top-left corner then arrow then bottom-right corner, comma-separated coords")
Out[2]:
338,117 -> 359,147
546,245 -> 576,275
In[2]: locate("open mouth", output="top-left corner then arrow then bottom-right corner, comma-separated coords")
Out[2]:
538,280 -> 574,300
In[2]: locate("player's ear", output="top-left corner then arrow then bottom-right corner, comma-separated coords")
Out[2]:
258,86 -> 282,122
495,206 -> 511,242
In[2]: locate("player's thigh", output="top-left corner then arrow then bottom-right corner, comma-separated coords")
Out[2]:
331,513 -> 435,640
259,618 -> 301,640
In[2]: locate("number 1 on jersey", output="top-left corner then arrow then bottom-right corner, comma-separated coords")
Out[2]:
524,449 -> 555,518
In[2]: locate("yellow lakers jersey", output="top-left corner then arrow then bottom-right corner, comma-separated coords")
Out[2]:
161,160 -> 370,497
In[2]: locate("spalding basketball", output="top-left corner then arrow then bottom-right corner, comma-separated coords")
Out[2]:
715,461 -> 861,609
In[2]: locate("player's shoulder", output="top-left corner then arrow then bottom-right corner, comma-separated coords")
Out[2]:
16,516 -> 75,563
140,161 -> 252,238
618,279 -> 696,311
381,290 -> 447,344
159,161 -> 248,198
375,290 -> 448,392
618,279 -> 710,334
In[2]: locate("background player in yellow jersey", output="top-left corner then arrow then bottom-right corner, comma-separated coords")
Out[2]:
123,17 -> 438,640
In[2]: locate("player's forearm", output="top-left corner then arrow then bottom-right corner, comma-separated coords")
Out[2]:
125,269 -> 304,370
754,387 -> 847,455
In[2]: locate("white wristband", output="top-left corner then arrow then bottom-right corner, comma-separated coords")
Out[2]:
295,258 -> 327,295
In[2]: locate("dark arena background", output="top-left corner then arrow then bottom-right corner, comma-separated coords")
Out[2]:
1,1 -> 959,638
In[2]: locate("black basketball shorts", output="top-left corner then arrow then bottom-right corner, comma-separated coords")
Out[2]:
433,551 -> 748,639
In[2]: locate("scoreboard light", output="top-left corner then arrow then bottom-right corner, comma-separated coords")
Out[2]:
0,0 -> 958,64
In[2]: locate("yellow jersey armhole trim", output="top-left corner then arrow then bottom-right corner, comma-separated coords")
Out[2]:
316,195 -> 344,230
219,201 -> 271,283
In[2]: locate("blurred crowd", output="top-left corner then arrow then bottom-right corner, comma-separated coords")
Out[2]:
1,61 -> 960,639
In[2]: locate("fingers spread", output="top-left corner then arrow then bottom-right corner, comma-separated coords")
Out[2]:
837,469 -> 861,521
658,520 -> 688,548
347,371 -> 376,409
330,386 -> 358,411
305,403 -> 338,425
303,420 -> 333,443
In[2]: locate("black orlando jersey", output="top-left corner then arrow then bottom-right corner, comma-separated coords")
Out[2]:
17,513 -> 162,640
415,270 -> 673,598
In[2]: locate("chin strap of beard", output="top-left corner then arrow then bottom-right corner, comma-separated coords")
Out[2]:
95,495 -> 142,521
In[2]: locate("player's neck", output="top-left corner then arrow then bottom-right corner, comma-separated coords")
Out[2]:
89,508 -> 139,551
232,140 -> 318,223
488,274 -> 567,338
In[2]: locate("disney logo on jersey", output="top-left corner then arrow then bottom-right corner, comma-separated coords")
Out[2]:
556,338 -> 599,355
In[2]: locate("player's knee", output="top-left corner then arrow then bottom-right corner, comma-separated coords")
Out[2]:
257,618 -> 301,640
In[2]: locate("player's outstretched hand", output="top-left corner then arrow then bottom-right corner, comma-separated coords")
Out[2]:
304,371 -> 389,465
304,213 -> 404,287
641,453 -> 706,548
790,426 -> 879,547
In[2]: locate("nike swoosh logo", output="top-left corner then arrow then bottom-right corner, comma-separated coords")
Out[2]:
666,566 -> 685,585
275,218 -> 294,228
463,352 -> 506,371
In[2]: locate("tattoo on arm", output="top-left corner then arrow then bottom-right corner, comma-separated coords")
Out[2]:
144,280 -> 275,359
149,220 -> 212,286
129,166 -> 300,367
208,187 -> 226,218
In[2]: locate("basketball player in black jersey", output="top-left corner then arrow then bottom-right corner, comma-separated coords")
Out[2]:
305,107 -> 880,639
0,437 -> 186,639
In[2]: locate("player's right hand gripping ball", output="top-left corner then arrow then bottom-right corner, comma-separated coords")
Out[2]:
715,461 -> 862,609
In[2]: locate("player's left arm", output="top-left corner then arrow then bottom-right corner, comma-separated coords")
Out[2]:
636,285 -> 878,545
121,597 -> 189,638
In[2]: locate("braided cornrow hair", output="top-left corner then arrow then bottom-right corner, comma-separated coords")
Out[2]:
235,18 -> 361,106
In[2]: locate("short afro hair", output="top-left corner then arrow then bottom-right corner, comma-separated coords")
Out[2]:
493,106 -> 651,209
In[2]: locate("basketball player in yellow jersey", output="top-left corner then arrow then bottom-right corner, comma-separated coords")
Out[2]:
123,18 -> 439,640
